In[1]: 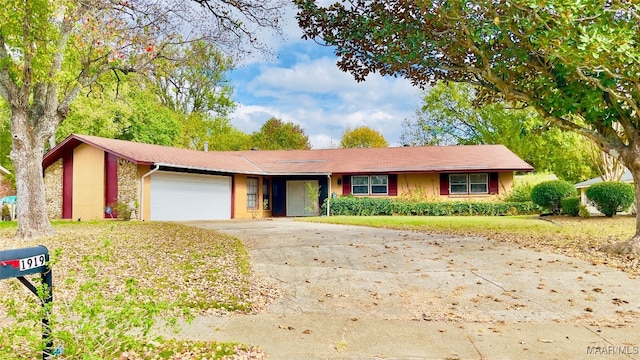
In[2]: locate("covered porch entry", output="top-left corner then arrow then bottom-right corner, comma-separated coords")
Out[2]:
270,176 -> 329,217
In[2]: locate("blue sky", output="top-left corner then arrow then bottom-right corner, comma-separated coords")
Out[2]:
227,6 -> 424,149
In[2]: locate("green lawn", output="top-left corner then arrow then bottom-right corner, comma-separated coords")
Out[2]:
303,214 -> 634,239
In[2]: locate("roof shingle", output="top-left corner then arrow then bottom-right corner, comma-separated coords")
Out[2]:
44,134 -> 534,175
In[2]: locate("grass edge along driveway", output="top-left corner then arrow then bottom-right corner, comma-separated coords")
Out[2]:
302,215 -> 639,277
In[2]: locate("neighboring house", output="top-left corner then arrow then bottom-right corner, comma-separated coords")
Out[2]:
42,134 -> 533,221
0,164 -> 13,199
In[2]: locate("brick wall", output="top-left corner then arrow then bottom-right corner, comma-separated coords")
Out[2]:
117,159 -> 139,219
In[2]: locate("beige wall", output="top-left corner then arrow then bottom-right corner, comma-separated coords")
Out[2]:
72,144 -> 105,220
329,176 -> 342,197
233,174 -> 271,219
498,172 -> 515,197
138,165 -> 151,221
397,173 -> 441,199
333,172 -> 515,201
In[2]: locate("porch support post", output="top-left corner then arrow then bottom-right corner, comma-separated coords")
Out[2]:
327,174 -> 331,217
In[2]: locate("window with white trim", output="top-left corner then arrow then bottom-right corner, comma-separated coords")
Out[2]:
352,175 -> 388,195
449,173 -> 488,194
247,177 -> 259,209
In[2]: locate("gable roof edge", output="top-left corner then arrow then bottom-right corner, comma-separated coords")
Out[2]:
43,134 -> 153,169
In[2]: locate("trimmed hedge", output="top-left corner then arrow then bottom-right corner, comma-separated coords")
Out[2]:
586,181 -> 635,217
531,180 -> 577,214
322,196 -> 541,216
323,196 -> 394,216
560,197 -> 580,217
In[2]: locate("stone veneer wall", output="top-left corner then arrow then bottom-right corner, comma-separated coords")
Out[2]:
117,159 -> 139,219
44,159 -> 63,220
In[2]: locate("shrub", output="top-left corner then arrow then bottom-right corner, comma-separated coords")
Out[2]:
585,181 -> 635,217
530,180 -> 577,214
109,199 -> 139,220
504,181 -> 534,202
322,196 -> 393,216
578,204 -> 590,218
560,197 -> 580,216
322,197 -> 541,216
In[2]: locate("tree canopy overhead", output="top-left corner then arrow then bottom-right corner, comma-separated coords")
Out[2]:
401,81 -> 596,183
295,0 -> 640,250
251,118 -> 311,150
340,126 -> 388,148
0,0 -> 284,239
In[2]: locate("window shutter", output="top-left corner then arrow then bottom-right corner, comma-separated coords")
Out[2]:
440,173 -> 449,195
342,175 -> 351,195
388,174 -> 397,196
105,153 -> 118,218
489,172 -> 499,194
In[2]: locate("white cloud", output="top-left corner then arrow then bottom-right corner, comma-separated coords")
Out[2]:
229,6 -> 424,149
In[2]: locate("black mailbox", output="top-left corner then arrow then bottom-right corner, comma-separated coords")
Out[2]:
0,245 -> 53,359
0,245 -> 49,280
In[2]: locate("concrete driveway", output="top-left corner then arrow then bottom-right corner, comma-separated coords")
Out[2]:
175,219 -> 640,359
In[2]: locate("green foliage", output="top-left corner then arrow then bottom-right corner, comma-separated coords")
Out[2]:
324,196 -> 394,216
0,248 -> 170,358
294,0 -> 640,230
305,182 -> 321,214
150,40 -> 236,117
578,204 -> 591,218
1,0 -> 283,240
392,201 -> 540,216
401,82 -> 596,183
118,90 -> 182,146
58,81 -> 182,147
322,196 -> 540,216
251,118 -> 311,150
0,100 -> 13,171
340,126 -> 388,148
560,197 -> 580,217
108,199 -> 138,220
1,205 -> 10,221
586,182 -> 635,217
504,181 -> 534,202
178,113 -> 251,151
530,180 -> 577,214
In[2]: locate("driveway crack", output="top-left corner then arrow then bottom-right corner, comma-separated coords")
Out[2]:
471,270 -> 506,291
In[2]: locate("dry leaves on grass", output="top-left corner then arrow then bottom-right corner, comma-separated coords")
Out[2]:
0,221 -> 279,359
1,222 -> 278,315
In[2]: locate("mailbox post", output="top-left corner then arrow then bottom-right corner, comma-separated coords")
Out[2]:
0,245 -> 52,359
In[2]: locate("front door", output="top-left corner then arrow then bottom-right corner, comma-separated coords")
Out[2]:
286,180 -> 319,216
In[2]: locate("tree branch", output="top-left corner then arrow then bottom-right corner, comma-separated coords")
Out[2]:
0,35 -> 18,102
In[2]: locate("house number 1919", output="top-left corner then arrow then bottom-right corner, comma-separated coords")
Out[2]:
19,254 -> 46,271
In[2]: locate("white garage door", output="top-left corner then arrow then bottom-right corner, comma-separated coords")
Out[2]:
150,171 -> 231,221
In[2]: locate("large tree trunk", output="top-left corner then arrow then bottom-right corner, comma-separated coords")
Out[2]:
10,110 -> 55,239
